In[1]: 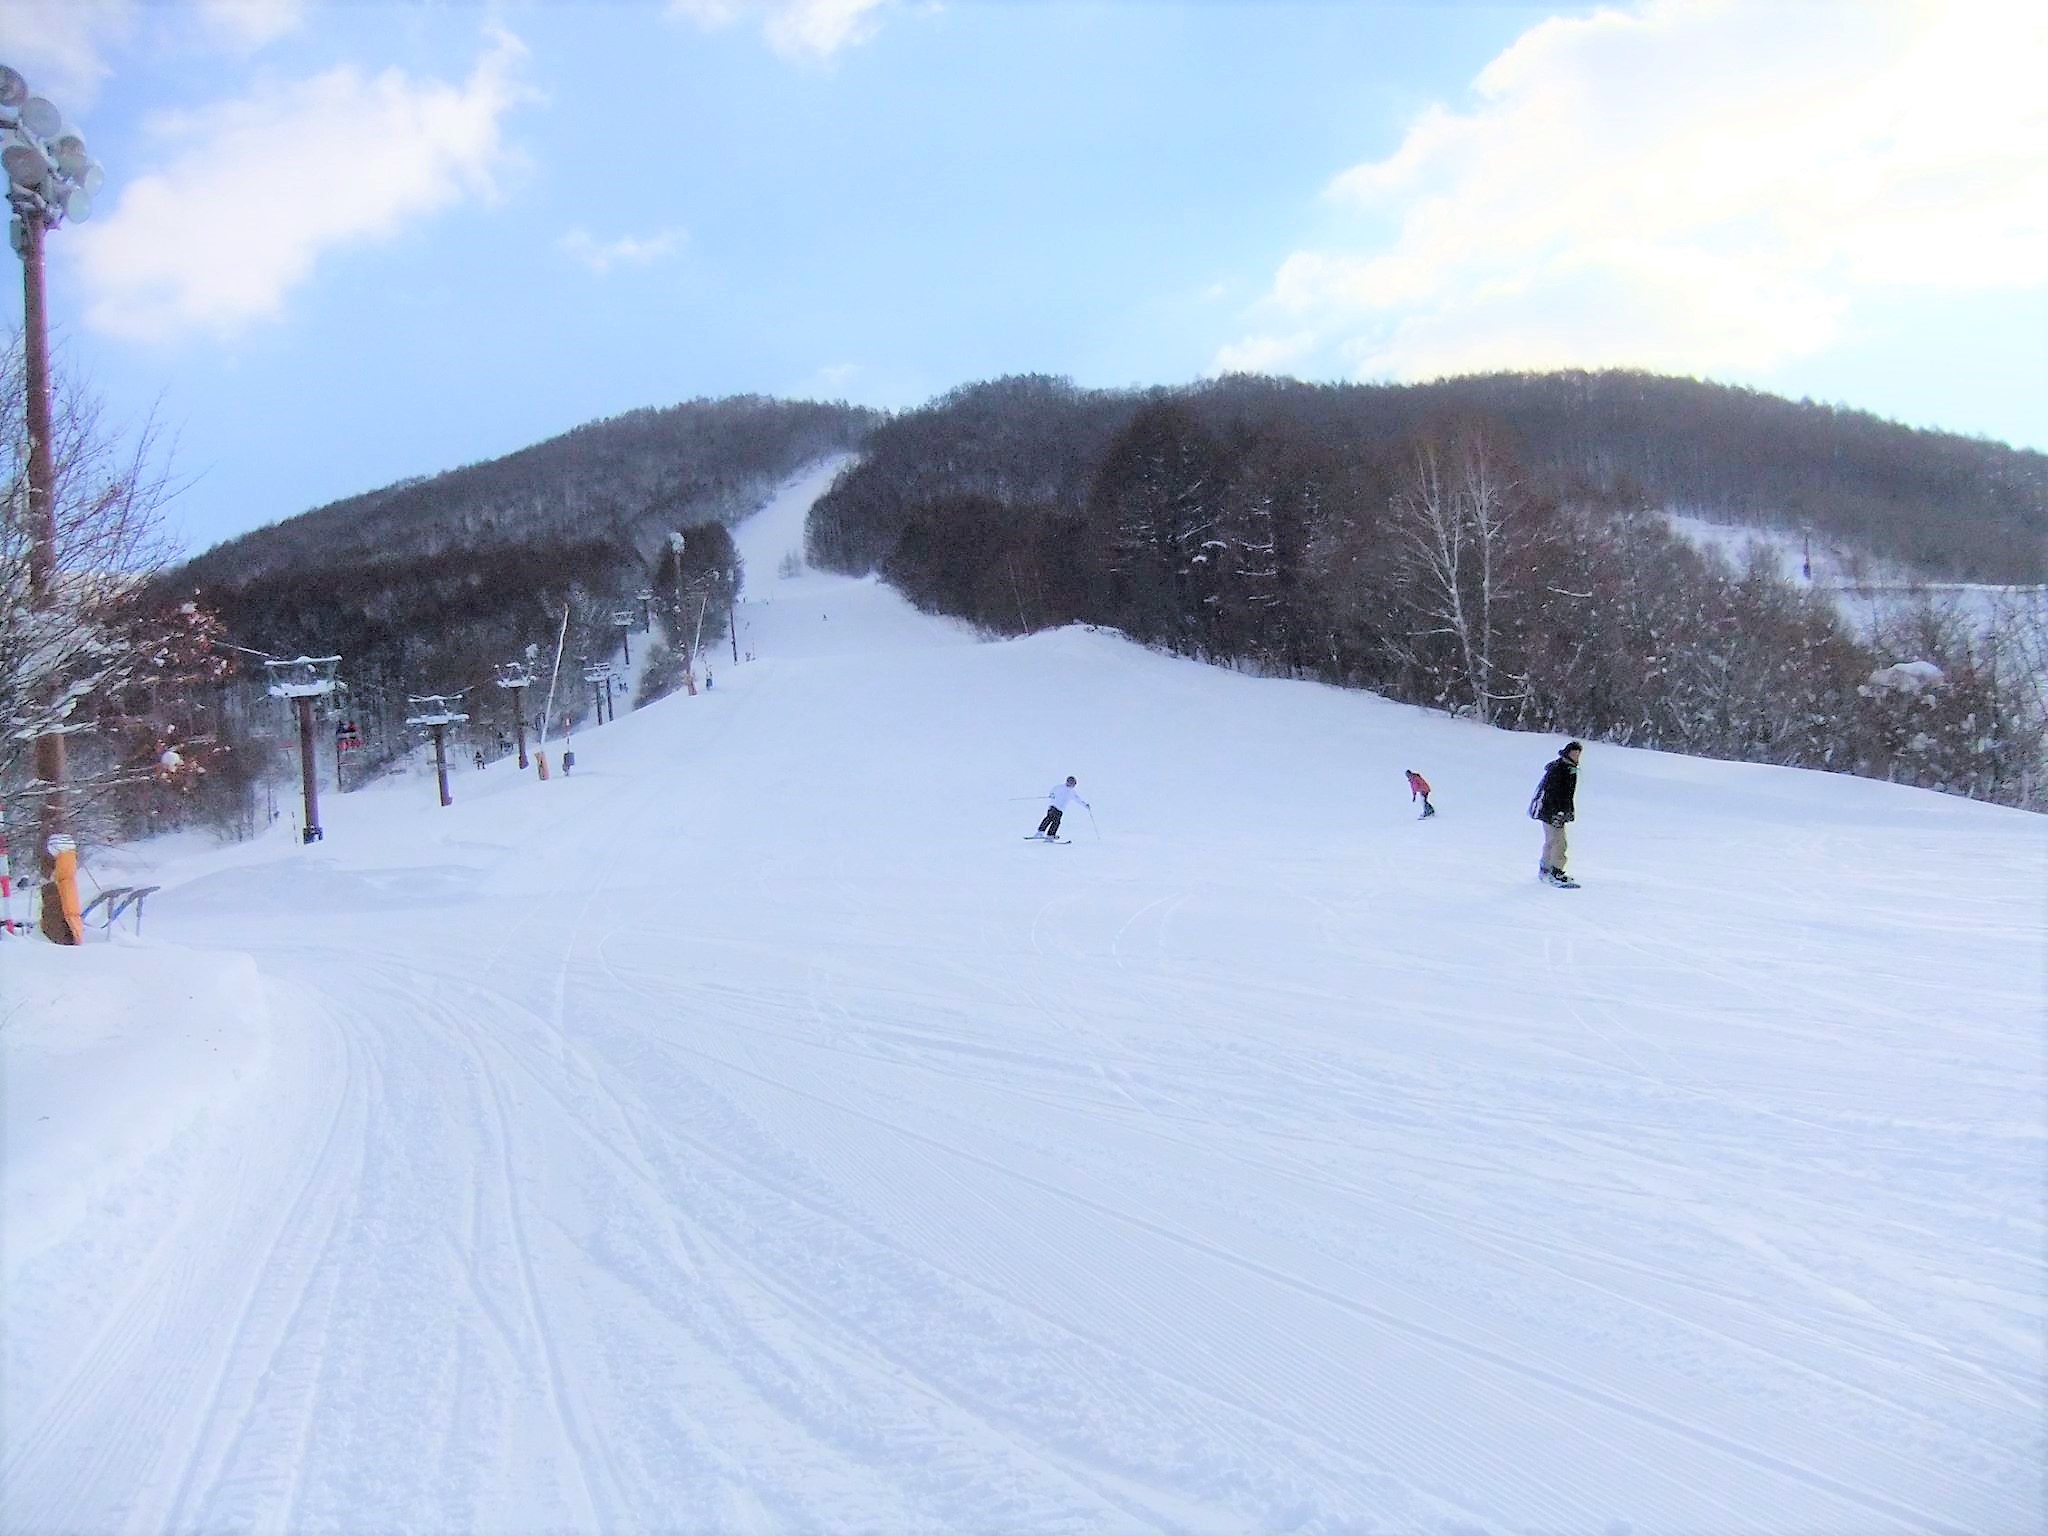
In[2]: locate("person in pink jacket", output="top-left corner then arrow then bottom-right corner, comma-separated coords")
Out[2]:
1405,768 -> 1436,819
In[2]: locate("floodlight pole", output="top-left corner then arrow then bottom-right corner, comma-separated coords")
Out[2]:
16,213 -> 69,938
8,64 -> 103,941
729,569 -> 740,666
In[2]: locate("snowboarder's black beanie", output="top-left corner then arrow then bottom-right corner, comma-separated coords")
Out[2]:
1563,740 -> 1583,755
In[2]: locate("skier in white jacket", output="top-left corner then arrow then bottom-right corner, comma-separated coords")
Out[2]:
1034,776 -> 1088,841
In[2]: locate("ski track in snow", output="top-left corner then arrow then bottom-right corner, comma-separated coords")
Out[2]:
5,456 -> 2044,1534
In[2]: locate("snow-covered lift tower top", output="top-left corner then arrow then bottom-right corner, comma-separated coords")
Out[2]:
263,655 -> 341,699
404,693 -> 470,728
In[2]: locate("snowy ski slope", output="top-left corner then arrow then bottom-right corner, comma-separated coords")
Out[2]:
1663,510 -> 2048,643
5,459 -> 2044,1534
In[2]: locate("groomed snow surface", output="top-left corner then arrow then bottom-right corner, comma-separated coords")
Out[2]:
6,459 -> 2044,1535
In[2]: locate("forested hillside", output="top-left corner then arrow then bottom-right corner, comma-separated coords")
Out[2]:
187,395 -> 876,584
164,397 -> 874,804
142,370 -> 2047,830
809,372 -> 2046,807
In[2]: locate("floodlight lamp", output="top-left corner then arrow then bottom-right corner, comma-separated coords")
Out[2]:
0,67 -> 26,110
3,137 -> 50,187
19,96 -> 60,138
56,184 -> 89,222
79,162 -> 103,195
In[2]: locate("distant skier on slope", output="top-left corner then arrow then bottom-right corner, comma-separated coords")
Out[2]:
1528,740 -> 1583,888
1033,776 -> 1089,841
1405,768 -> 1436,819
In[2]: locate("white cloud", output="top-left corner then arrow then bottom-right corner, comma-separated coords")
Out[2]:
560,227 -> 686,275
72,29 -> 534,342
0,0 -> 305,104
668,0 -> 897,63
194,0 -> 309,51
0,0 -> 139,105
1216,0 -> 2048,385
810,363 -> 861,393
1212,330 -> 1319,377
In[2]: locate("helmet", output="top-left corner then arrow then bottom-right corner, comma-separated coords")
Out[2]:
1065,776 -> 1077,785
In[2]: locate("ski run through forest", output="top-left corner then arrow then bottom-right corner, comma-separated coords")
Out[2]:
5,460 -> 2044,1534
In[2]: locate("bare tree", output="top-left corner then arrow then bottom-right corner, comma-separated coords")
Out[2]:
1,332 -> 179,847
1385,427 -> 1526,723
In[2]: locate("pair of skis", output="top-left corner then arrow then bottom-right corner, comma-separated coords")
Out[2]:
1024,833 -> 1071,844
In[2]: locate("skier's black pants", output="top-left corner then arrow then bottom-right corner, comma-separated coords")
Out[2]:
1037,806 -> 1064,839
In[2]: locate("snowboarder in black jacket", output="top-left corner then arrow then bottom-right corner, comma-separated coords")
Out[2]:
1530,741 -> 1582,887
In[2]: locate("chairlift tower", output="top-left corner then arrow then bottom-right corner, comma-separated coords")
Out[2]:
405,693 -> 470,808
612,610 -> 635,667
265,656 -> 341,843
636,588 -> 654,631
329,679 -> 355,792
495,661 -> 535,769
582,661 -> 613,725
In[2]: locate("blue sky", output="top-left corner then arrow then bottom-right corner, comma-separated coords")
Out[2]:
7,0 -> 2044,557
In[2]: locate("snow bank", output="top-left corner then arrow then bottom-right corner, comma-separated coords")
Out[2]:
1867,659 -> 1946,692
3,943 -> 273,1400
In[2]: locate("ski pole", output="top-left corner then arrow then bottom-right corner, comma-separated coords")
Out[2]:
1086,805 -> 1100,841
